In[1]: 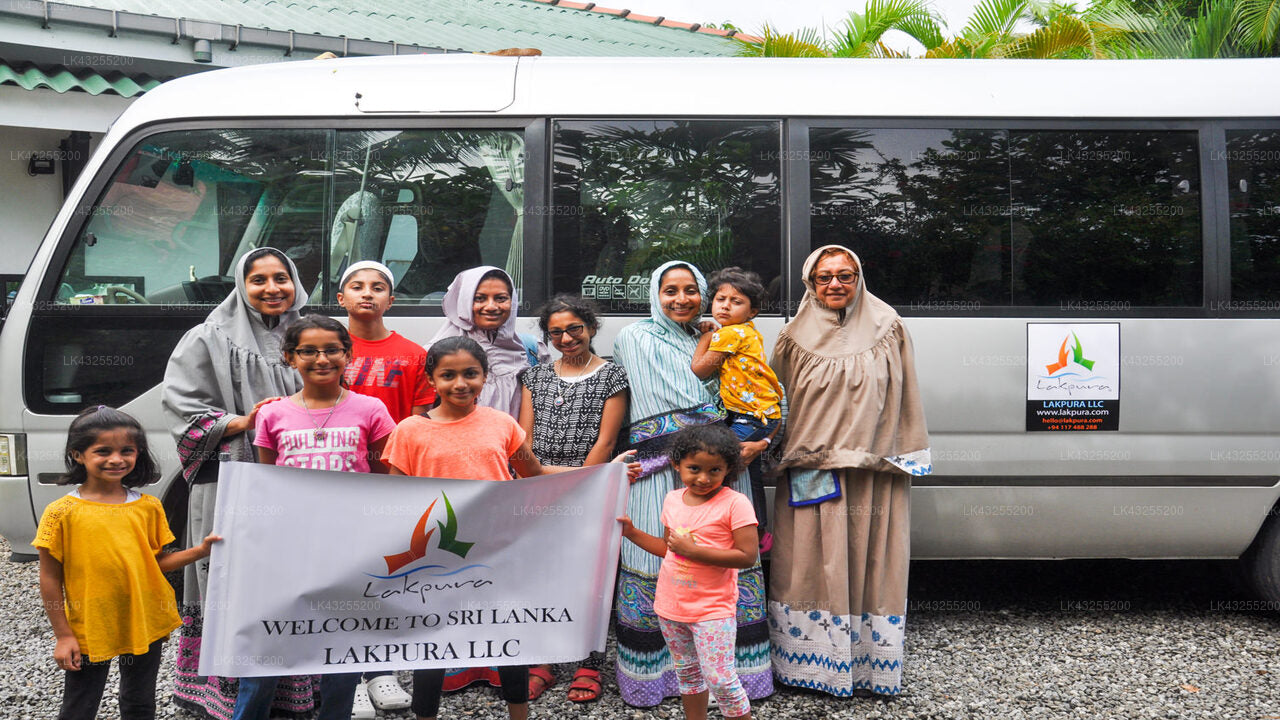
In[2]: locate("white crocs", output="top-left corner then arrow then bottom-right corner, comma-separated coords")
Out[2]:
365,673 -> 413,711
350,681 -> 376,720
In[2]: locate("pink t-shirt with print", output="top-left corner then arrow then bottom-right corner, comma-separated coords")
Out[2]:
653,486 -> 757,623
254,392 -> 396,473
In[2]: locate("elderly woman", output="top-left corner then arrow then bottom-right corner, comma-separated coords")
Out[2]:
768,245 -> 931,698
612,260 -> 773,707
162,248 -> 317,719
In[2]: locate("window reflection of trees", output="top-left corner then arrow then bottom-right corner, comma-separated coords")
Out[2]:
1228,130 -> 1280,303
553,121 -> 782,312
810,128 -> 1202,308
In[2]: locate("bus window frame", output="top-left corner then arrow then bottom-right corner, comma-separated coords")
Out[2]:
791,117 -> 1227,319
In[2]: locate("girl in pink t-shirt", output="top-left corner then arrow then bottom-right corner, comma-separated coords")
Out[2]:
240,314 -> 396,720
618,424 -> 758,720
383,335 -> 638,720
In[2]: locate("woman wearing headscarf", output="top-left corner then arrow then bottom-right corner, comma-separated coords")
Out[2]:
162,247 -> 316,719
428,266 -> 548,418
768,245 -> 931,698
612,260 -> 773,707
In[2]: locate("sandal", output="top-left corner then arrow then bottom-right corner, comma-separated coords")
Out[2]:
567,667 -> 602,703
528,665 -> 556,701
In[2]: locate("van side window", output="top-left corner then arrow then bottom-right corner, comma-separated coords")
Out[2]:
808,127 -> 1203,310
55,129 -> 331,306
551,120 -> 783,313
1227,129 -> 1280,307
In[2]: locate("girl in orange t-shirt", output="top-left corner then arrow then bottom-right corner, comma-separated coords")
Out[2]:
382,336 -> 637,720
618,424 -> 758,720
34,406 -> 219,720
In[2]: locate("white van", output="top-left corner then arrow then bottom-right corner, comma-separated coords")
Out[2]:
2,55 -> 1278,601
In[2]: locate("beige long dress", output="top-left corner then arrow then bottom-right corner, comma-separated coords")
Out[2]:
768,245 -> 931,697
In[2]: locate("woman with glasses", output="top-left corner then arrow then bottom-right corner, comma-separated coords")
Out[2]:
767,245 -> 931,699
517,294 -> 629,703
161,248 -> 319,719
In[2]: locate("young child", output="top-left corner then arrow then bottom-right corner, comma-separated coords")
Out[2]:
618,423 -> 758,720
233,314 -> 397,720
35,406 -> 220,720
337,260 -> 429,716
690,267 -> 783,552
382,336 -> 638,720
339,260 -> 434,423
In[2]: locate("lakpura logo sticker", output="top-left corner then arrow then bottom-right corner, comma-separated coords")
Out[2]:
1045,332 -> 1095,376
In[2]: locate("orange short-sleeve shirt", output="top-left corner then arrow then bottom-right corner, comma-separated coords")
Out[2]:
383,406 -> 525,481
653,487 -> 757,623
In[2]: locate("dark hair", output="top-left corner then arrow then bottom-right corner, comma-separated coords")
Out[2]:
667,424 -> 742,479
282,313 -> 353,355
477,268 -> 513,295
537,294 -> 601,344
241,247 -> 293,280
426,336 -> 489,378
62,406 -> 157,488
706,267 -> 766,311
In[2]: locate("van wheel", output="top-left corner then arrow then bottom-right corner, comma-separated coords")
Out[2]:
1242,503 -> 1280,604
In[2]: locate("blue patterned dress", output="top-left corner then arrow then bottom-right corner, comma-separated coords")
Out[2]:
611,260 -> 773,707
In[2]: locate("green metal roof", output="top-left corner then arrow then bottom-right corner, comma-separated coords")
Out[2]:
0,58 -> 163,96
57,0 -> 743,57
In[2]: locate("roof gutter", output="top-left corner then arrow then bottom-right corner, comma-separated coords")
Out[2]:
1,0 -> 451,63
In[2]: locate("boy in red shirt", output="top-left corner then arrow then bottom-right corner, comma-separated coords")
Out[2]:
336,260 -> 432,717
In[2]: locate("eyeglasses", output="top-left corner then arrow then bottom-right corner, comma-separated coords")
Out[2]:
547,324 -> 588,339
813,272 -> 858,286
291,347 -> 347,359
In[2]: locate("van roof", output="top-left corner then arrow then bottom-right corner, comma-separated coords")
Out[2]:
117,55 -> 1280,126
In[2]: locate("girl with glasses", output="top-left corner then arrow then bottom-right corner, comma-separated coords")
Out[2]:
517,294 -> 629,703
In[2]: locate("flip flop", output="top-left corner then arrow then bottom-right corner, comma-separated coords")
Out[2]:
567,667 -> 602,703
528,665 -> 556,701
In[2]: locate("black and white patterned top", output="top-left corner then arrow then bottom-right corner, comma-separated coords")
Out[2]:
520,361 -> 629,467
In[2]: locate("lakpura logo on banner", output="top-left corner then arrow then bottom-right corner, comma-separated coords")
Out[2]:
1036,331 -> 1113,396
363,493 -> 493,602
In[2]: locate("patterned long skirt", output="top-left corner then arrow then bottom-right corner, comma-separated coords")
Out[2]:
769,468 -> 911,696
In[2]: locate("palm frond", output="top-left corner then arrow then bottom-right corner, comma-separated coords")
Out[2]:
830,0 -> 943,56
1237,0 -> 1280,55
1005,13 -> 1099,57
962,0 -> 1031,41
731,24 -> 829,57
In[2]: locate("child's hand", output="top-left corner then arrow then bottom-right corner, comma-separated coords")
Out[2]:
740,439 -> 768,465
54,636 -> 81,671
666,529 -> 698,556
611,451 -> 642,484
196,534 -> 223,558
617,516 -> 636,539
697,320 -> 718,334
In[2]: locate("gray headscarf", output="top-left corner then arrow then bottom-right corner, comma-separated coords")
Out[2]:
162,248 -> 308,481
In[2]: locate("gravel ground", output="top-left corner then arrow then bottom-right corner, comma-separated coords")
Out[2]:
2,535 -> 1278,720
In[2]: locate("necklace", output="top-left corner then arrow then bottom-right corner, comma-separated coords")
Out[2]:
554,356 -> 596,407
301,389 -> 344,440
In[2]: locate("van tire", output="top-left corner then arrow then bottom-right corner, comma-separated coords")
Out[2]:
1242,503 -> 1280,605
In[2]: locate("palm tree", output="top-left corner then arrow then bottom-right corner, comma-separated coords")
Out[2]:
732,0 -> 945,57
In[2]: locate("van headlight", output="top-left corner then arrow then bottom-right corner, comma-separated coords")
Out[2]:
0,434 -> 27,476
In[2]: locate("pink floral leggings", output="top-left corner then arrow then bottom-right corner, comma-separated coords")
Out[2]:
657,616 -> 751,718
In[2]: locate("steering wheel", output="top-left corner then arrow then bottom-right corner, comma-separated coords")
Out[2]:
102,285 -> 148,304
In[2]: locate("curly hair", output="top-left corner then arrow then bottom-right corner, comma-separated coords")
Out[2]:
706,266 -> 766,312
667,423 -> 742,479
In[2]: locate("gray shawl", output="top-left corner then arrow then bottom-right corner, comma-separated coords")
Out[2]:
162,249 -> 308,481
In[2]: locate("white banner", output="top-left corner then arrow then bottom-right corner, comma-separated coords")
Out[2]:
199,462 -> 628,677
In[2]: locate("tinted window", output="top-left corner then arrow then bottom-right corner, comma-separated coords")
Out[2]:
1226,130 -> 1280,306
552,120 -> 782,312
809,128 -> 1202,310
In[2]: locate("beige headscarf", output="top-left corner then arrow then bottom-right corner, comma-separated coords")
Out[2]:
771,245 -> 931,475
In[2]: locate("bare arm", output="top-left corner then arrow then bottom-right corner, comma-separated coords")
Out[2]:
157,534 -> 221,573
226,396 -> 283,436
691,331 -> 729,380
665,524 -> 758,569
582,391 -> 627,466
38,550 -> 80,670
618,517 -> 669,559
366,435 -> 390,475
518,387 -> 535,442
256,446 -> 278,466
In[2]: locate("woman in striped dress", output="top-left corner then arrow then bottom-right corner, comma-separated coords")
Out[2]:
611,260 -> 773,707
